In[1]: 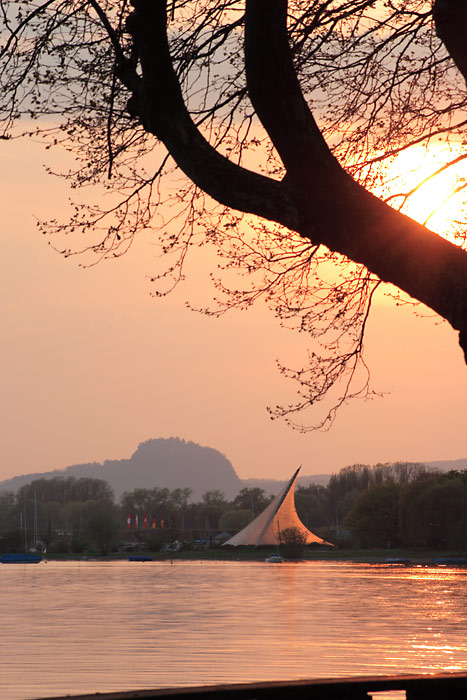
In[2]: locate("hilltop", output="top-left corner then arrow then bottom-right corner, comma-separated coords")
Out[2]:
0,440 -> 465,501
0,438 -> 242,501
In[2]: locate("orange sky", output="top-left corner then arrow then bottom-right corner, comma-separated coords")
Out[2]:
2,136 -> 467,484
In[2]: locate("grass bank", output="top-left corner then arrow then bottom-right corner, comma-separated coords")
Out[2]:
41,547 -> 467,564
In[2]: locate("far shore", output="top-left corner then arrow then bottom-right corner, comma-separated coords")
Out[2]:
35,548 -> 467,565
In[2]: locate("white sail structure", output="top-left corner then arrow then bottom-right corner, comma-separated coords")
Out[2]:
223,468 -> 332,547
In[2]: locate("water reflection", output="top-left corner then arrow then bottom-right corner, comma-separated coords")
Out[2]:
1,560 -> 467,699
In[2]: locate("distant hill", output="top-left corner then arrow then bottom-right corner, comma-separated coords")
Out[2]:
2,444 -> 465,502
422,458 -> 467,472
240,459 -> 467,495
240,474 -> 331,495
0,438 -> 242,501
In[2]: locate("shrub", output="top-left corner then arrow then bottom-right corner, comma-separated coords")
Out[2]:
281,527 -> 307,559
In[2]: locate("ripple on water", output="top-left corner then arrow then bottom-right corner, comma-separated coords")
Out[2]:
1,560 -> 467,699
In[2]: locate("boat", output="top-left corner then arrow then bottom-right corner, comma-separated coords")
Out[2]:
265,553 -> 284,563
1,488 -> 43,563
384,558 -> 410,565
433,557 -> 467,566
1,553 -> 42,564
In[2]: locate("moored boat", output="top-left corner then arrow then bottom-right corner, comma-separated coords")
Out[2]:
265,553 -> 284,563
433,557 -> 467,566
1,553 -> 42,564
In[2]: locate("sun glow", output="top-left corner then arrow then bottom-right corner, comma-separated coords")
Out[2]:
380,144 -> 467,242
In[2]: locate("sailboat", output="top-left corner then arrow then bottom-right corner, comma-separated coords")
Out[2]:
265,520 -> 284,563
265,552 -> 284,563
1,492 -> 42,564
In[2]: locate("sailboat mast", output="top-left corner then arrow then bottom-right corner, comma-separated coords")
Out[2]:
33,487 -> 38,550
23,505 -> 28,552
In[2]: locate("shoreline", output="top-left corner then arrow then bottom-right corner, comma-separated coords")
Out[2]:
34,548 -> 467,565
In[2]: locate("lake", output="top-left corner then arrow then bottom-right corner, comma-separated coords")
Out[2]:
2,559 -> 467,699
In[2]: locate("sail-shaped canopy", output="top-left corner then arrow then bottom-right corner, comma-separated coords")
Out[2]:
223,468 -> 332,547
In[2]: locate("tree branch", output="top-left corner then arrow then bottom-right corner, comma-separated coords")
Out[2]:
243,0 -> 467,359
122,1 -> 467,361
244,0 -> 339,177
127,0 -> 298,230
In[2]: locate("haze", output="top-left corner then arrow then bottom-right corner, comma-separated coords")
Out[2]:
2,136 -> 467,484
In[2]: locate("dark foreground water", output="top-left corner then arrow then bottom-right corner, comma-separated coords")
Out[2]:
1,560 -> 467,699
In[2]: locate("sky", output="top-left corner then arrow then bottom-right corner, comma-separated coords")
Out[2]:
2,134 -> 467,485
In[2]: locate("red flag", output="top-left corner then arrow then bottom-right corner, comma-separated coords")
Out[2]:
143,514 -> 148,529
152,516 -> 156,529
135,514 -> 139,529
126,513 -> 131,529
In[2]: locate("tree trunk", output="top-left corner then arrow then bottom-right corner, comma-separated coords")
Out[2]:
127,0 -> 467,360
433,0 -> 467,86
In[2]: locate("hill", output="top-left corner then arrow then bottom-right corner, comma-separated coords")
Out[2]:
239,474 -> 331,495
0,438 -> 242,501
423,458 -> 467,472
239,458 -> 467,495
2,443 -> 465,502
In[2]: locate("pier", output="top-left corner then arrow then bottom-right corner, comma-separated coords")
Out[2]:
43,673 -> 467,700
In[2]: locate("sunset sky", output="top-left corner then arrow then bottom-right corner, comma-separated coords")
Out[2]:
2,133 -> 467,486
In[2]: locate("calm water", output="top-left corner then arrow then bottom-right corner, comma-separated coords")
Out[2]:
2,560 -> 467,699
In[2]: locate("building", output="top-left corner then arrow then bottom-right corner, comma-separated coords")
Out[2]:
223,468 -> 332,547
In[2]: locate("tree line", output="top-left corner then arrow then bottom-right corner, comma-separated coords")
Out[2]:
1,463 -> 467,554
295,462 -> 467,550
0,476 -> 275,555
